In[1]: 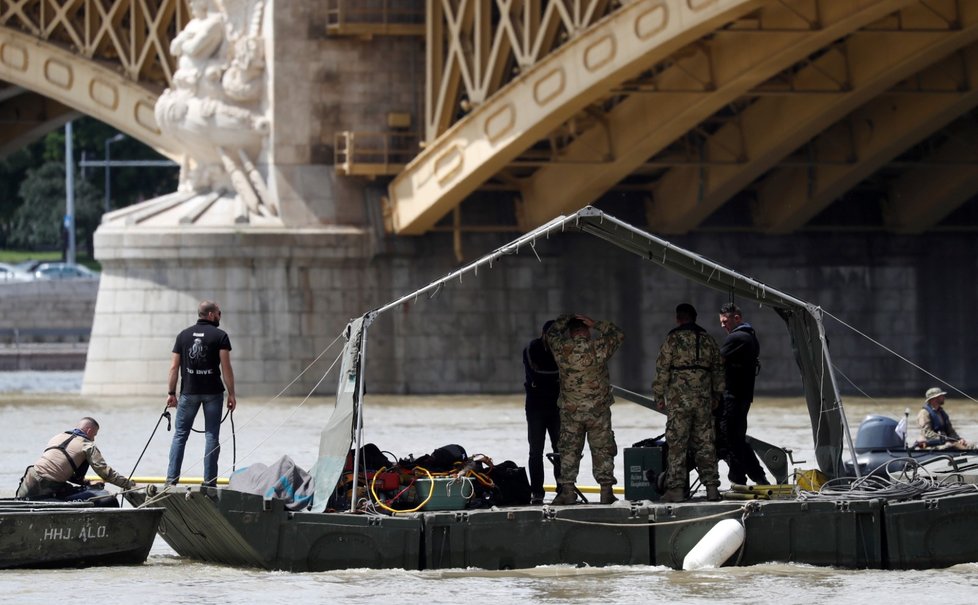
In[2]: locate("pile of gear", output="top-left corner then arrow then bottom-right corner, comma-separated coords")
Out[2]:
329,444 -> 532,513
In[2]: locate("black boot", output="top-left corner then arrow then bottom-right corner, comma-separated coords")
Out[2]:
599,484 -> 617,504
551,483 -> 578,505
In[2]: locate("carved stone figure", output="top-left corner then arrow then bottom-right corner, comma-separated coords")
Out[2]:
155,0 -> 276,218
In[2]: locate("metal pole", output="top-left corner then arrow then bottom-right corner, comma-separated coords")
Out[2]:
104,141 -> 110,213
348,324 -> 369,513
815,308 -> 861,478
65,122 -> 76,265
104,133 -> 125,213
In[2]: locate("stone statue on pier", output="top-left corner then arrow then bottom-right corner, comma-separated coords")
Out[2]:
155,0 -> 277,220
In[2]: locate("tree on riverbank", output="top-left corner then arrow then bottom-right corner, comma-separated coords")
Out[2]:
0,117 -> 178,253
8,162 -> 101,257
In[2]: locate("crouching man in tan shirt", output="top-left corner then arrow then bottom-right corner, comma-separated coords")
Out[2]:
16,417 -> 135,505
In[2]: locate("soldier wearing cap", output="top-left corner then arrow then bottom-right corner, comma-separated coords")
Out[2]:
917,387 -> 970,450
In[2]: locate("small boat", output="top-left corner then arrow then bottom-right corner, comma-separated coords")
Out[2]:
0,500 -> 164,569
845,414 -> 978,481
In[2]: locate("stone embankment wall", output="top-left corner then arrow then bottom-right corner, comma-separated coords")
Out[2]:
0,279 -> 97,370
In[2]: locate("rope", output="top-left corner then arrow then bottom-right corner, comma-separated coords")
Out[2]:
137,332 -> 346,507
369,466 -> 435,514
822,309 -> 977,403
549,505 -> 747,528
797,457 -> 978,502
127,404 -> 171,483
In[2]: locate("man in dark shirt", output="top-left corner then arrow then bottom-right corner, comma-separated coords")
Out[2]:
717,303 -> 768,486
166,300 -> 237,486
522,319 -> 560,505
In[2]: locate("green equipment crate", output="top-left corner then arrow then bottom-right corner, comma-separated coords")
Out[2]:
624,446 -> 665,501
415,476 -> 473,511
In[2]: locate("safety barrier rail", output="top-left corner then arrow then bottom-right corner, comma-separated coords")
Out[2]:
325,0 -> 425,36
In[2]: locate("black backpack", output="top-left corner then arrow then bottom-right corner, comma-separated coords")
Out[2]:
487,460 -> 531,505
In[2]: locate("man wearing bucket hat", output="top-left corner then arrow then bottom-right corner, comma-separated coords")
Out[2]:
916,387 -> 970,450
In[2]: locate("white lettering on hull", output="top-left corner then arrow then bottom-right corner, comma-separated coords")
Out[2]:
42,524 -> 108,541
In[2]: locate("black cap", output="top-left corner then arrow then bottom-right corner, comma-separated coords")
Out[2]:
676,303 -> 697,321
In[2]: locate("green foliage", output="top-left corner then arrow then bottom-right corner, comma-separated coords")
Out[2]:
9,162 -> 102,255
0,147 -> 44,247
0,116 -> 179,251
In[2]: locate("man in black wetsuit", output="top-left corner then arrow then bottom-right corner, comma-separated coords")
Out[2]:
717,303 -> 769,486
523,320 -> 560,504
166,300 -> 237,486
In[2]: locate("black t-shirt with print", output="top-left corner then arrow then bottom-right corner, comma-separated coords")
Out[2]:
173,319 -> 231,395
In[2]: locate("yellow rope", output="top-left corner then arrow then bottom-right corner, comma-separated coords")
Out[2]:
369,466 -> 434,514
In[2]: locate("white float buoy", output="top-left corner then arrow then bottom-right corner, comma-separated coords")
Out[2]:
682,518 -> 746,570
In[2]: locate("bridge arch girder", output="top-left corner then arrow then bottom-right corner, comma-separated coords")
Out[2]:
882,114 -> 978,232
0,82 -> 76,155
753,44 -> 978,233
0,26 -> 177,157
517,0 -> 917,230
388,0 -> 765,235
386,0 -> 978,236
647,6 -> 978,234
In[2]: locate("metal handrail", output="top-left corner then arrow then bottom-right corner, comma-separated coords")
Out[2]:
335,130 -> 420,176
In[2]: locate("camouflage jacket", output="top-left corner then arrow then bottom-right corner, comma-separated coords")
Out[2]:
652,322 -> 725,402
545,315 -> 624,412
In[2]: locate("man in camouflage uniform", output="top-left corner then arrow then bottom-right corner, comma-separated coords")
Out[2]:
652,303 -> 724,502
545,313 -> 624,505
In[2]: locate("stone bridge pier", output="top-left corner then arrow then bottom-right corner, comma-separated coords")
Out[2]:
81,2 -> 421,397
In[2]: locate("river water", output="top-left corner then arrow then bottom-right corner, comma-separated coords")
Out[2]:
2,371 -> 978,604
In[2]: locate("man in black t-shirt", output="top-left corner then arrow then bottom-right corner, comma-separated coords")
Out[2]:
165,300 -> 237,486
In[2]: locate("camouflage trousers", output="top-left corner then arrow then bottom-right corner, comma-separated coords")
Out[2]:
664,392 -> 720,490
557,405 -> 617,486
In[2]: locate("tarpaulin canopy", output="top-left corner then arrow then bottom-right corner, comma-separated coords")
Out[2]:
311,206 -> 852,509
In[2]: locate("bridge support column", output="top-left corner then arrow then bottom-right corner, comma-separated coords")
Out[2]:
81,227 -> 373,397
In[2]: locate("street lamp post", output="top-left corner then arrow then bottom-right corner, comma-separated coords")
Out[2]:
65,122 -> 76,265
104,133 -> 126,213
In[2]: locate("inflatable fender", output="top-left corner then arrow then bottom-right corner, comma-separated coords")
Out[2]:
682,518 -> 745,570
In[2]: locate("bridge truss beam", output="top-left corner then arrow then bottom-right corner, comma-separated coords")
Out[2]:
0,0 -> 186,156
754,44 -> 978,233
647,1 -> 978,233
518,0 -> 918,230
389,0 -> 765,235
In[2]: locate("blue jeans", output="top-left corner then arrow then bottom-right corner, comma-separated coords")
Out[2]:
167,393 -> 224,486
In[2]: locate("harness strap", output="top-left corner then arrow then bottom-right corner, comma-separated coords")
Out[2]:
44,433 -> 80,473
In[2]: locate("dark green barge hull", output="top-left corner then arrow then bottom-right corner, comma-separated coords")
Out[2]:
0,504 -> 164,569
133,487 -> 978,571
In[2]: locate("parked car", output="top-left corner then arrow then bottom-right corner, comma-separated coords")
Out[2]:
32,262 -> 100,280
13,259 -> 43,273
0,262 -> 29,282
